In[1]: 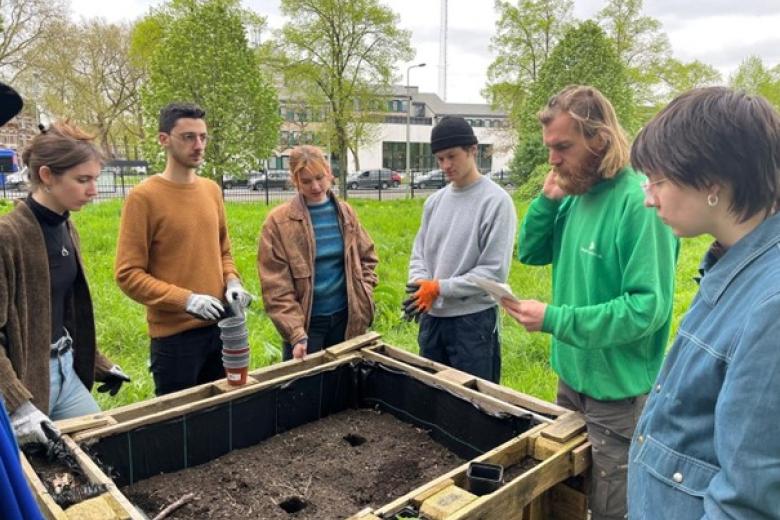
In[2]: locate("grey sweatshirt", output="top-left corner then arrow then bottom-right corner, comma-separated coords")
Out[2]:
408,176 -> 517,317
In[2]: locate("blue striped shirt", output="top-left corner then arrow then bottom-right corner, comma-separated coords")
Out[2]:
308,199 -> 347,316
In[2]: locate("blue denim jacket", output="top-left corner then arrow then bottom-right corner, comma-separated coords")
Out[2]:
628,212 -> 780,519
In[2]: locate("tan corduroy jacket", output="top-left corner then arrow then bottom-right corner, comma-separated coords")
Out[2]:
0,202 -> 113,414
258,192 -> 378,345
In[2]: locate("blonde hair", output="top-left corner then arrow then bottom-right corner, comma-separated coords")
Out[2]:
288,145 -> 332,184
22,120 -> 103,190
539,85 -> 629,178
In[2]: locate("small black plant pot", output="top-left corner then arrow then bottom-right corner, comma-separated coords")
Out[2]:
466,462 -> 504,496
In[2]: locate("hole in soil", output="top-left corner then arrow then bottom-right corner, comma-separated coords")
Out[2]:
343,433 -> 367,447
279,496 -> 308,514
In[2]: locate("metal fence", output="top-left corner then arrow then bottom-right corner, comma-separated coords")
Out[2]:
0,170 -> 465,204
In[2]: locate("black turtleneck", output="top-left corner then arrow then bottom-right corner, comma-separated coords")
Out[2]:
24,196 -> 77,342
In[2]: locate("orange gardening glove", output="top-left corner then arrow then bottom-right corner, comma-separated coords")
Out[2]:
409,279 -> 440,313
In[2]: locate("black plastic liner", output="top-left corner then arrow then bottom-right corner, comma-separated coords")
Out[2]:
91,360 -> 538,487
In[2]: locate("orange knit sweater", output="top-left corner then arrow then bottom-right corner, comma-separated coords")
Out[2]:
115,175 -> 237,337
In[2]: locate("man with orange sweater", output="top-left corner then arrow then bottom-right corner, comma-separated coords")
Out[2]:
115,103 -> 251,395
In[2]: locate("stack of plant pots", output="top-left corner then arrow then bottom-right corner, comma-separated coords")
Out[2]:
217,316 -> 250,385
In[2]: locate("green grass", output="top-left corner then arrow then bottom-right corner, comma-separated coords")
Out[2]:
1,196 -> 709,409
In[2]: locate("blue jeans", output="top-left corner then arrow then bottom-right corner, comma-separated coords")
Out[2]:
49,344 -> 100,421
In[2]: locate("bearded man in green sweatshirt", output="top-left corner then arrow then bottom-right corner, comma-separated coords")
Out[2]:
502,85 -> 678,520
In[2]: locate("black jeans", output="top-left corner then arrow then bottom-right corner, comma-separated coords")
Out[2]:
418,306 -> 501,383
150,324 -> 223,396
282,309 -> 348,361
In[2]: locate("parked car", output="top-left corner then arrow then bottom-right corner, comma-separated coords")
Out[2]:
221,174 -> 250,190
411,169 -> 448,189
2,167 -> 27,191
249,170 -> 293,191
485,170 -> 515,188
346,168 -> 402,190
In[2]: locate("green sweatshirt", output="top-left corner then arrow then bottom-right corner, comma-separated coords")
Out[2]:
518,168 -> 678,400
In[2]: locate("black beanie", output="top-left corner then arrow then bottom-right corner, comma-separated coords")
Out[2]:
430,116 -> 478,154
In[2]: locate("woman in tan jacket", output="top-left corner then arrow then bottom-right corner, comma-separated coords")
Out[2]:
0,121 -> 129,447
258,145 -> 378,360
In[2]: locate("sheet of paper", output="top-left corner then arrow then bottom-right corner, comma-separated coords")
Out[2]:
467,275 -> 520,303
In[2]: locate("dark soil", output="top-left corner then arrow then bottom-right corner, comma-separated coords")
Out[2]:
122,408 -> 465,519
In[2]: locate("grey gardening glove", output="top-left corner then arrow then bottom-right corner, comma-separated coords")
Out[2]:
97,365 -> 131,396
10,401 -> 60,447
225,279 -> 252,317
185,293 -> 224,320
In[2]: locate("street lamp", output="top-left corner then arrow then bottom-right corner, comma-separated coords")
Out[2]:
406,62 -> 426,196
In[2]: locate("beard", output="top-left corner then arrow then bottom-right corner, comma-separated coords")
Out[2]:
555,152 -> 603,195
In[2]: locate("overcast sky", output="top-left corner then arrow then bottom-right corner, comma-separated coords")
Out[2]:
69,0 -> 780,104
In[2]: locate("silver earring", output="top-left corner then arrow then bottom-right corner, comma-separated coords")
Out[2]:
707,193 -> 719,207
43,185 -> 51,193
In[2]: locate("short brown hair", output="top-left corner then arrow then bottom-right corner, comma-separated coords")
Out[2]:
631,87 -> 780,222
539,85 -> 630,179
22,120 -> 103,190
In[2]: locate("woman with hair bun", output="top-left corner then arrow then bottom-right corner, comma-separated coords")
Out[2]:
0,119 -> 129,448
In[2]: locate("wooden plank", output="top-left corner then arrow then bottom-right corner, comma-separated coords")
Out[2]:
549,482 -> 588,520
533,433 -> 587,461
345,507 -> 381,520
324,331 -> 382,359
540,411 -> 586,442
571,441 -> 592,476
419,484 -> 478,520
55,414 -> 117,435
411,478 -> 455,506
362,350 -> 551,422
369,343 -> 449,373
64,494 -> 130,520
61,436 -> 146,520
75,353 -> 362,443
436,368 -> 476,386
473,380 -> 567,419
20,454 -> 69,520
373,424 -> 547,516
522,495 -> 547,520
447,447 -> 575,520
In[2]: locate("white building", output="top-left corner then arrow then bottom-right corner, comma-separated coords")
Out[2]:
275,86 -> 513,175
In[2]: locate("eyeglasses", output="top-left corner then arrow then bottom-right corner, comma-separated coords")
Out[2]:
170,132 -> 209,145
641,177 -> 668,196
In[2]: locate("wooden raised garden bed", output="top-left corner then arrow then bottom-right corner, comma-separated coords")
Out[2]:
23,332 -> 591,519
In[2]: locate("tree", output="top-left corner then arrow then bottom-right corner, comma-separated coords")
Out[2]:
274,0 -> 413,195
139,0 -> 280,177
485,0 -> 573,118
657,58 -> 721,96
596,0 -> 670,105
0,0 -> 65,81
25,19 -> 145,157
730,56 -> 780,109
512,20 -> 634,179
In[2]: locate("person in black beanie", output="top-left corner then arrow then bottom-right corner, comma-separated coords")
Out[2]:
404,116 -> 516,383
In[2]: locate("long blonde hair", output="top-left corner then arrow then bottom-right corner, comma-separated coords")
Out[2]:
539,85 -> 629,179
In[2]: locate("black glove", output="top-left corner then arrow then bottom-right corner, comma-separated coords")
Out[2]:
402,282 -> 423,322
97,365 -> 131,396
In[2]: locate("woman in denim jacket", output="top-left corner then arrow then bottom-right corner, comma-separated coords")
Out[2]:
627,87 -> 780,518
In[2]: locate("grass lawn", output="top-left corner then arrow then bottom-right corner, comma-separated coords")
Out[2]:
0,196 -> 709,410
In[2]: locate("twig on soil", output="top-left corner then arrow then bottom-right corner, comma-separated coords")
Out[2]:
152,492 -> 195,520
301,474 -> 314,496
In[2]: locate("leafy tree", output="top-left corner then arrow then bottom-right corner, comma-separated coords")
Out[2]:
485,0 -> 573,118
595,0 -> 670,107
273,0 -> 413,195
0,0 -> 64,81
139,0 -> 280,177
512,20 -> 634,179
25,19 -> 144,157
658,58 -> 722,95
730,55 -> 780,109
